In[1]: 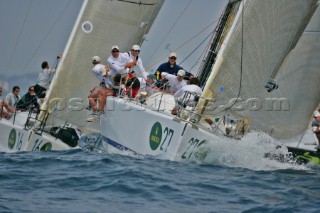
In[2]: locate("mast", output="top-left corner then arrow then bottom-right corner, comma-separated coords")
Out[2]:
197,0 -> 241,88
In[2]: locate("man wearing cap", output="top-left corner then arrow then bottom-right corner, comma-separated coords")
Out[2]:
312,113 -> 320,145
107,45 -> 137,98
107,45 -> 135,76
88,56 -> 112,116
155,52 -> 193,81
122,44 -> 148,80
161,69 -> 188,93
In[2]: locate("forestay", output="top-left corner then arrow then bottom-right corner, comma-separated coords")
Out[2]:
199,0 -> 318,139
43,0 -> 164,130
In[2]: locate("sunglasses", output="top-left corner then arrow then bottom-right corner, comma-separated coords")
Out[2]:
133,50 -> 140,52
170,57 -> 176,60
112,50 -> 119,53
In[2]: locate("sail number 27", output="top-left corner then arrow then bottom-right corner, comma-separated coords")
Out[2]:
149,122 -> 174,152
159,127 -> 174,152
181,138 -> 206,159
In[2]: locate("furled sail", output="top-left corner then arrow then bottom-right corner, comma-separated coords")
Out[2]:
199,0 -> 318,139
43,0 -> 164,130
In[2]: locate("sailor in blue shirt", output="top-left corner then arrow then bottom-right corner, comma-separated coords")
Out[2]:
155,52 -> 193,78
154,52 -> 193,89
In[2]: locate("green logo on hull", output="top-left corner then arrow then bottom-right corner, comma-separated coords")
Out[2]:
8,129 -> 16,149
40,142 -> 52,151
149,122 -> 162,150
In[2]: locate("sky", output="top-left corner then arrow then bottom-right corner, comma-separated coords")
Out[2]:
140,0 -> 226,74
0,0 -> 84,93
0,0 -> 226,94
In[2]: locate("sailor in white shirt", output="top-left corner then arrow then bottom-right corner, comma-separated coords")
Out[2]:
161,69 -> 188,93
107,45 -> 135,77
88,56 -> 112,114
122,45 -> 148,80
5,86 -> 20,107
34,61 -> 55,99
171,77 -> 202,116
107,45 -> 137,98
174,78 -> 202,106
91,56 -> 112,89
37,61 -> 55,89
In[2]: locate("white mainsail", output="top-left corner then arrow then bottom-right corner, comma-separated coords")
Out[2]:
44,0 -> 164,130
200,0 -> 318,139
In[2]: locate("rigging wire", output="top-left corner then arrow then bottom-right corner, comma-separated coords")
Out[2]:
145,0 -> 193,64
145,16 -> 220,71
195,21 -> 219,77
178,30 -> 214,69
5,0 -> 33,73
189,47 -> 206,72
22,0 -> 72,72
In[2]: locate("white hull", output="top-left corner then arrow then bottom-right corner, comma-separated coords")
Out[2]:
0,113 -> 74,152
100,96 -> 224,161
99,95 -> 319,162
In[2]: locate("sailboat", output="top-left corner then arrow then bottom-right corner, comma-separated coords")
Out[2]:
95,0 -> 320,163
0,101 -> 78,151
0,0 -> 164,151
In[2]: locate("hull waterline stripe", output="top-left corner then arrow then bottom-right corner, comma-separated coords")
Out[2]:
102,136 -> 137,154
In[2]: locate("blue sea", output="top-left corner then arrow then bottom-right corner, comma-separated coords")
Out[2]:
1,137 -> 320,213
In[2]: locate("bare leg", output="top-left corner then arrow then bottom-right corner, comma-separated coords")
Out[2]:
88,86 -> 101,112
98,88 -> 113,111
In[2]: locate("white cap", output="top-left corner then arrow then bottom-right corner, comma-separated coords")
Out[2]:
315,112 -> 320,118
132,45 -> 140,51
177,69 -> 186,77
111,45 -> 119,51
92,56 -> 101,62
169,52 -> 176,58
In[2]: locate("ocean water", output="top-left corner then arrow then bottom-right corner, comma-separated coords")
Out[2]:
1,136 -> 320,213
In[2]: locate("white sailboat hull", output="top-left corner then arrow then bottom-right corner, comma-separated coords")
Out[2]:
0,114 -> 73,152
100,97 -> 223,161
